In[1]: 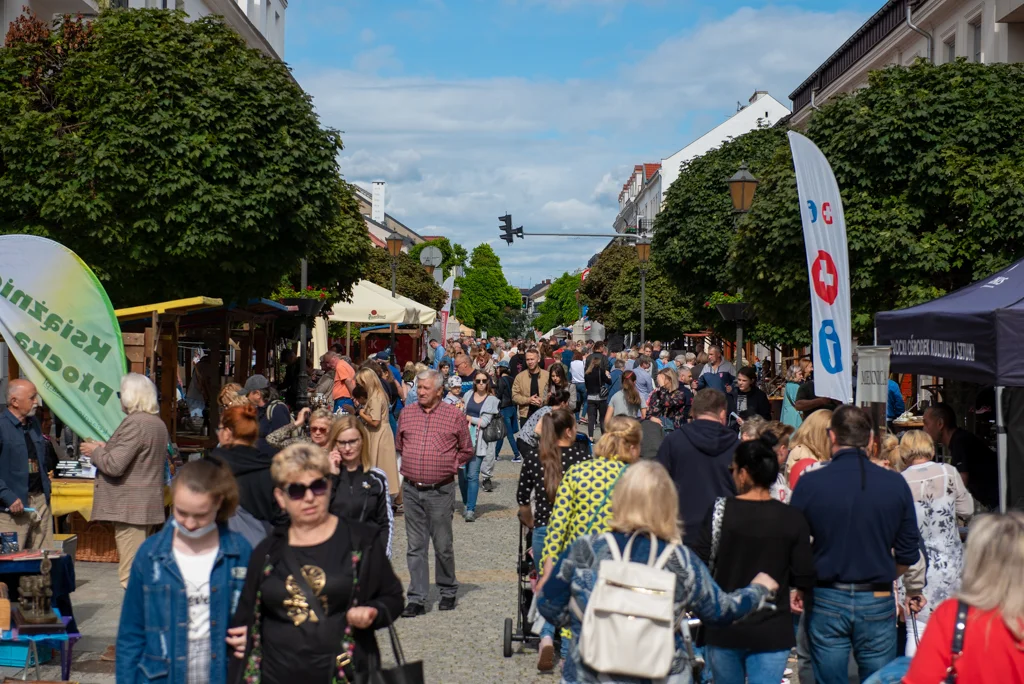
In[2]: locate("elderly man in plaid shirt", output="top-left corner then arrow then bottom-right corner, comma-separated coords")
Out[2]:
396,369 -> 474,617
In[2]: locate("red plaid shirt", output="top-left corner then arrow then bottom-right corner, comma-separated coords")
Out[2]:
395,401 -> 474,485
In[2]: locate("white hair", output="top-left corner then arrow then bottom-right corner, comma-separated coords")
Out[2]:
415,369 -> 443,390
120,372 -> 159,415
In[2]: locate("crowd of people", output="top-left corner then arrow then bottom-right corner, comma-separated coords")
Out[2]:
0,332 -> 1019,684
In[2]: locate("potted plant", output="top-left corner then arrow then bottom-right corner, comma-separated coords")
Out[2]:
705,291 -> 748,321
272,284 -> 330,317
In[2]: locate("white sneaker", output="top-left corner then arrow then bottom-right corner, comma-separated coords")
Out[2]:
784,668 -> 793,676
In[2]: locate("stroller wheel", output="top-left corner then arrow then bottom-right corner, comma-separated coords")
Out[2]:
503,617 -> 513,657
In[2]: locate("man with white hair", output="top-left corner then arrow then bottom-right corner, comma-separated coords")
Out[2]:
0,379 -> 51,550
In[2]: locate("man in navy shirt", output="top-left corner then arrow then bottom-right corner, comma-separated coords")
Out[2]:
791,405 -> 922,684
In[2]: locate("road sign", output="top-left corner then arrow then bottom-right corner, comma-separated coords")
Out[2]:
419,246 -> 443,267
580,268 -> 590,282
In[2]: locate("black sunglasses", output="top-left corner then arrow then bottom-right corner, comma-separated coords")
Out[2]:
284,478 -> 329,501
475,379 -> 489,384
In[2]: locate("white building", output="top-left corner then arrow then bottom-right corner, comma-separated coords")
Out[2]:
612,90 -> 790,236
790,0 -> 1024,126
1,0 -> 285,59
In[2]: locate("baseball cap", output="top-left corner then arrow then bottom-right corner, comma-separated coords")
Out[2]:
447,375 -> 462,389
238,374 -> 269,395
374,350 -> 390,361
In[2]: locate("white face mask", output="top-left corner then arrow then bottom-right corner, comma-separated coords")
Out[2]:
172,518 -> 217,540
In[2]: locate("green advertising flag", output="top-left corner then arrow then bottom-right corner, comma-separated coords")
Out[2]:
0,236 -> 126,440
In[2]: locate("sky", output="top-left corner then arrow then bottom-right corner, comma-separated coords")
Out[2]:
285,0 -> 881,289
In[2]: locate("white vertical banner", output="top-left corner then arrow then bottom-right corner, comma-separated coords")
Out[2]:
789,131 -> 853,404
439,275 -> 455,340
855,346 -> 891,406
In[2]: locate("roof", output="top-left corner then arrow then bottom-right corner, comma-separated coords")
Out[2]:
789,0 -> 924,112
644,163 -> 661,180
353,184 -> 427,244
115,296 -> 223,321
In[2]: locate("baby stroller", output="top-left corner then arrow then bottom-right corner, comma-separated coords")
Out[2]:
503,522 -> 540,657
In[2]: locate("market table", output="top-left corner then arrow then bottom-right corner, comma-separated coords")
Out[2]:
0,555 -> 77,634
50,479 -> 171,521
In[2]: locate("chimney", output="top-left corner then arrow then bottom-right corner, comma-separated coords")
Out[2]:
371,181 -> 386,224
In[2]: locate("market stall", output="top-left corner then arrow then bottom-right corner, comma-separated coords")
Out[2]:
876,256 -> 1024,511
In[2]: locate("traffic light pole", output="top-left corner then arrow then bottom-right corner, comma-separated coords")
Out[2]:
519,232 -> 640,239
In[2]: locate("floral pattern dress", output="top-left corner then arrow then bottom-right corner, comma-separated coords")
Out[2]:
900,461 -> 974,621
647,388 -> 692,430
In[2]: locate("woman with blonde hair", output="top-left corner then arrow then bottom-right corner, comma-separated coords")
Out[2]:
325,416 -> 392,558
897,429 -> 973,656
785,408 -> 833,491
354,368 -> 399,503
647,367 -> 692,431
230,444 -> 403,683
871,432 -> 900,471
266,407 -> 335,450
218,382 -> 250,410
538,460 -> 779,684
780,363 -> 804,429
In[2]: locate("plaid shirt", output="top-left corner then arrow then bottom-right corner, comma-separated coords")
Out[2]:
396,401 -> 473,485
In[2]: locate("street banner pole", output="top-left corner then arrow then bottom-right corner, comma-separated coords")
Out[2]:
0,236 -> 126,440
789,131 -> 853,404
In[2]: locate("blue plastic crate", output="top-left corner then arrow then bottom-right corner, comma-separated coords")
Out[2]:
0,640 -> 53,667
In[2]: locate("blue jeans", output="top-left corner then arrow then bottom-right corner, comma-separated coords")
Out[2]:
458,454 -> 483,512
863,656 -> 911,684
575,382 -> 587,419
500,406 -> 521,459
808,588 -> 897,684
706,646 -> 790,684
532,525 -> 557,640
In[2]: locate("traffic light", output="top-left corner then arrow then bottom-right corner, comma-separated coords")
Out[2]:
499,214 -> 513,244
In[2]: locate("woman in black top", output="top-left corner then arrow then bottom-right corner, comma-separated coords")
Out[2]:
230,444 -> 403,684
326,415 -> 393,559
210,405 -> 288,526
583,343 -> 611,439
495,366 -> 522,462
515,408 -> 591,672
692,437 -> 814,684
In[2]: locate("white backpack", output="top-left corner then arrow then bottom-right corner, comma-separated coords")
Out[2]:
575,532 -> 679,679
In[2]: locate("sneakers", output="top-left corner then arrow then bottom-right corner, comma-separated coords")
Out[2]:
511,456 -> 523,463
464,510 -> 476,522
401,602 -> 425,618
438,596 -> 457,611
537,637 -> 555,671
482,478 -> 494,492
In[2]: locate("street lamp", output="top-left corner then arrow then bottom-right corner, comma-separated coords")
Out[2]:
386,235 -> 404,362
451,286 -> 462,337
724,162 -> 758,368
636,237 -> 651,346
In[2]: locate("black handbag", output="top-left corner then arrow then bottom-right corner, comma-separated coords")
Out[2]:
482,412 -> 506,443
359,606 -> 424,684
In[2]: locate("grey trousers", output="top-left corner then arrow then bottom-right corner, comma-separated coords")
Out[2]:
403,480 -> 458,604
479,445 -> 498,480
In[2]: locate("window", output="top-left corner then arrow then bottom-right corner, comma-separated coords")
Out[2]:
971,20 -> 982,62
945,36 -> 955,62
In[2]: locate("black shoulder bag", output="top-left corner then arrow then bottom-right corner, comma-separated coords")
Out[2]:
943,601 -> 970,683
359,605 -> 424,684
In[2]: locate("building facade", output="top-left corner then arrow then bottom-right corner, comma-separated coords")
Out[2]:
790,0 -> 1024,126
352,182 -> 427,252
1,0 -> 285,59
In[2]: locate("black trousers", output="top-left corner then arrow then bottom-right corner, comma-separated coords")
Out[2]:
587,400 -> 607,438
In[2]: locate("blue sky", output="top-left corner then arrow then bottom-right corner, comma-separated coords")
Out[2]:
285,0 -> 880,288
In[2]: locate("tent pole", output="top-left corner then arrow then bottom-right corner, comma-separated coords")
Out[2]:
997,385 -> 1008,513
346,322 -> 351,359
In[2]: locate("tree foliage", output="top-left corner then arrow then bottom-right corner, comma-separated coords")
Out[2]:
407,237 -> 467,280
363,249 -> 447,311
454,244 -> 521,336
735,60 -> 1024,341
0,9 -> 367,306
534,272 -> 581,333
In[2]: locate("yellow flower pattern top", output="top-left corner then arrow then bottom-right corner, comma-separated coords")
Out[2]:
541,456 -> 627,569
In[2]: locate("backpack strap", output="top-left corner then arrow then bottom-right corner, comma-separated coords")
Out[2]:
604,532 -> 622,562
944,601 -> 970,684
708,497 -> 727,575
653,541 -> 676,570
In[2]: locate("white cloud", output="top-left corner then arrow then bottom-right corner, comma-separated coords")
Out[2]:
297,5 -> 868,285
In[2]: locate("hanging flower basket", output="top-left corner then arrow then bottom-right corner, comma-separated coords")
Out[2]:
281,298 -> 325,317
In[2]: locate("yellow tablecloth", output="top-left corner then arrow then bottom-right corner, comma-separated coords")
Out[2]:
49,479 -> 171,521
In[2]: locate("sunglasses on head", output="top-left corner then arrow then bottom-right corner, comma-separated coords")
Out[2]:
284,477 -> 329,501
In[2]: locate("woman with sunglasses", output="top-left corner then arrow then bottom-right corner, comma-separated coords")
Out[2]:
210,405 -> 287,527
326,416 -> 393,558
266,407 -> 335,450
230,444 -> 404,684
459,371 -> 501,521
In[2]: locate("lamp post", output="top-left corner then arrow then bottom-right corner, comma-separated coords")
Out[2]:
451,286 -> 462,337
386,235 -> 404,363
636,236 -> 651,347
726,162 -> 759,369
296,258 -> 310,410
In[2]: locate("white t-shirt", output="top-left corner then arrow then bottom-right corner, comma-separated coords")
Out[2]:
173,546 -> 218,642
570,359 -> 585,384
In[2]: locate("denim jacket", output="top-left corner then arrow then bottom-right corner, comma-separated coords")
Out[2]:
117,523 -> 252,684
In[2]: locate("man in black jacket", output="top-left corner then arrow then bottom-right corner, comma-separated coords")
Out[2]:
734,366 -> 772,423
656,388 -> 737,544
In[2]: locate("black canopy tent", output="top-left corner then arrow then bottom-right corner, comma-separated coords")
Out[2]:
875,257 -> 1024,511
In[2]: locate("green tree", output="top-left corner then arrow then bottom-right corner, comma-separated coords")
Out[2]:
0,9 -> 366,306
407,237 -> 468,280
735,60 -> 1024,340
454,244 -> 521,336
534,272 -> 581,333
580,243 -> 632,329
653,125 -> 788,334
363,249 -> 447,311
